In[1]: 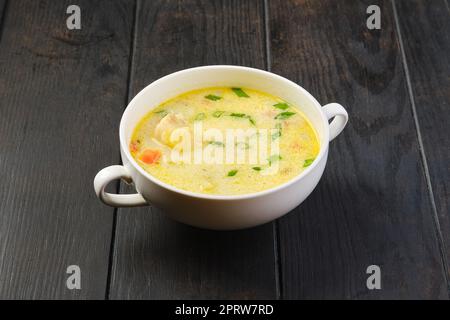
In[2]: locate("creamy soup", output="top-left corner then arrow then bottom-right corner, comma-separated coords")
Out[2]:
130,87 -> 319,195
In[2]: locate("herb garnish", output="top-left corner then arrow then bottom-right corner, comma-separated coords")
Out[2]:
154,110 -> 168,117
267,154 -> 282,165
195,113 -> 206,121
208,141 -> 225,147
232,88 -> 250,98
213,111 -> 225,118
275,112 -> 296,120
303,158 -> 315,167
273,102 -> 289,110
236,142 -> 250,150
272,123 -> 282,140
205,94 -> 222,101
227,170 -> 238,177
271,130 -> 282,141
229,113 -> 246,118
230,113 -> 256,125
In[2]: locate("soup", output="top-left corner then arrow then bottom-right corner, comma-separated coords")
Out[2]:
129,87 -> 320,195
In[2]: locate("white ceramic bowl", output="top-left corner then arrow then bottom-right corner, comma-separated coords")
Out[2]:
94,66 -> 348,230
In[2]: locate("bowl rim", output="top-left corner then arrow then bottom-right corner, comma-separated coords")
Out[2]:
119,65 -> 330,200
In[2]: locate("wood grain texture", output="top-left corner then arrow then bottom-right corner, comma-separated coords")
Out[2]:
109,0 -> 278,299
268,0 -> 448,299
394,0 -> 450,285
0,0 -> 134,298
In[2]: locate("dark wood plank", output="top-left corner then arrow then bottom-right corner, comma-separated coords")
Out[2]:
394,0 -> 450,286
109,0 -> 277,299
269,0 -> 448,299
0,1 -> 7,26
0,0 -> 134,298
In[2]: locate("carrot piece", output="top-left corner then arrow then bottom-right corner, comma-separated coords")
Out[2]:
139,149 -> 161,164
130,141 -> 139,153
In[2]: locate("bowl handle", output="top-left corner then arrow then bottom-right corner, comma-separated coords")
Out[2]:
322,103 -> 348,141
94,165 -> 148,207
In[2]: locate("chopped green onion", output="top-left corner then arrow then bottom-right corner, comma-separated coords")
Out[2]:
303,158 -> 315,167
195,113 -> 206,121
229,113 -> 246,118
232,88 -> 250,98
154,110 -> 168,117
229,113 -> 256,125
205,94 -> 222,101
272,131 -> 282,141
273,102 -> 289,110
236,142 -> 250,150
272,123 -> 282,140
267,154 -> 282,165
227,170 -> 238,177
213,111 -> 225,118
208,141 -> 224,147
275,112 -> 296,120
252,167 -> 262,171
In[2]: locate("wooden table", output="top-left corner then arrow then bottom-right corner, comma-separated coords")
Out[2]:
0,0 -> 448,299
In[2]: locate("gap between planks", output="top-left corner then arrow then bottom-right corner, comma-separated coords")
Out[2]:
0,0 -> 10,45
104,0 -> 140,300
263,0 -> 282,300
